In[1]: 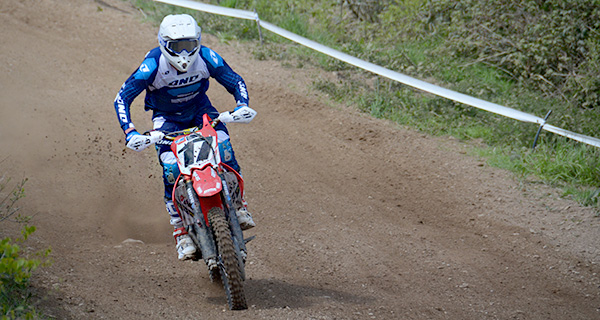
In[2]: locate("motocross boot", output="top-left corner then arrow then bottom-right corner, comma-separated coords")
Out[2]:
236,199 -> 255,230
224,172 -> 256,230
173,227 -> 196,261
165,200 -> 182,227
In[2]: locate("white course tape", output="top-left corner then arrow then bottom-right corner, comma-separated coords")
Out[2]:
155,0 -> 256,20
544,124 -> 600,147
260,21 -> 544,125
153,0 -> 600,148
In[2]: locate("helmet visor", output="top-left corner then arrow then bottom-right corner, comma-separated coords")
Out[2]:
166,39 -> 199,54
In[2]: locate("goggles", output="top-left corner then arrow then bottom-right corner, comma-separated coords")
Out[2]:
165,39 -> 199,55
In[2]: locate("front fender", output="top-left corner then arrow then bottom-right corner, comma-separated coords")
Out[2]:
192,166 -> 223,197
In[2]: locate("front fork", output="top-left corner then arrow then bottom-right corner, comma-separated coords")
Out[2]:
219,173 -> 248,280
183,173 -> 248,276
183,178 -> 217,266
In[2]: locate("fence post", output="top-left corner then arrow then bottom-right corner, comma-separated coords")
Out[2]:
532,110 -> 553,150
254,9 -> 263,45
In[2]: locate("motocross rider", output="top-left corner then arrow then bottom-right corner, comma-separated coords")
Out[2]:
113,14 -> 256,261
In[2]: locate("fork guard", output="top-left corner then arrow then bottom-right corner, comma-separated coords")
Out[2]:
182,179 -> 217,262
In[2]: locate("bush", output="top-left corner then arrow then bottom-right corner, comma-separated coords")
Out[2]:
0,177 -> 26,223
0,176 -> 49,319
423,0 -> 600,109
1,226 -> 45,319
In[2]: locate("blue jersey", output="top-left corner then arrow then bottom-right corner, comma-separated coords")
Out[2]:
114,46 -> 249,131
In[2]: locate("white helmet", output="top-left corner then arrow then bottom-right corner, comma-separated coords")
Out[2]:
158,14 -> 202,72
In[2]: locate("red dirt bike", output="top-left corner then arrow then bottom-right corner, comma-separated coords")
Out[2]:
141,107 -> 257,310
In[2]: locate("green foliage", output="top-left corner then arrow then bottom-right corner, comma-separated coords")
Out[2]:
424,0 -> 600,110
1,226 -> 48,319
0,176 -> 26,223
0,176 -> 50,319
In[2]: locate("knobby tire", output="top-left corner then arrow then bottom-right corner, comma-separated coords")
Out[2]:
208,207 -> 247,310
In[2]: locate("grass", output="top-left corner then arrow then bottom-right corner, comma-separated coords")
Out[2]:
127,0 -> 600,211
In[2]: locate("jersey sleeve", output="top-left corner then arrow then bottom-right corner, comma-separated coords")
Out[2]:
114,53 -> 158,131
201,46 -> 249,107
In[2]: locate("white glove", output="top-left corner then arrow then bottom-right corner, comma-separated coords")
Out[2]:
126,130 -> 165,152
218,106 -> 257,124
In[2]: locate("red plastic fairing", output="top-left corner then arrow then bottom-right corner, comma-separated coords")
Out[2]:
199,114 -> 217,137
171,174 -> 183,216
192,167 -> 222,197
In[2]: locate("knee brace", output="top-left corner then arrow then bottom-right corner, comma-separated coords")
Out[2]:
218,138 -> 241,173
219,139 -> 241,172
160,151 -> 180,200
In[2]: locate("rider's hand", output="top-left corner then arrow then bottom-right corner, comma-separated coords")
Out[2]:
219,104 -> 256,124
126,129 -> 141,142
125,130 -> 151,152
234,103 -> 246,112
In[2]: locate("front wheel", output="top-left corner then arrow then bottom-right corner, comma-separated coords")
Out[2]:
208,207 -> 247,310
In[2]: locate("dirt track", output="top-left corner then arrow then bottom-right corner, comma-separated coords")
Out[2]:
1,0 -> 600,319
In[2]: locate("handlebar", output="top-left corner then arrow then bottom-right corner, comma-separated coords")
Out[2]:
130,107 -> 256,151
144,118 -> 222,141
147,127 -> 199,141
